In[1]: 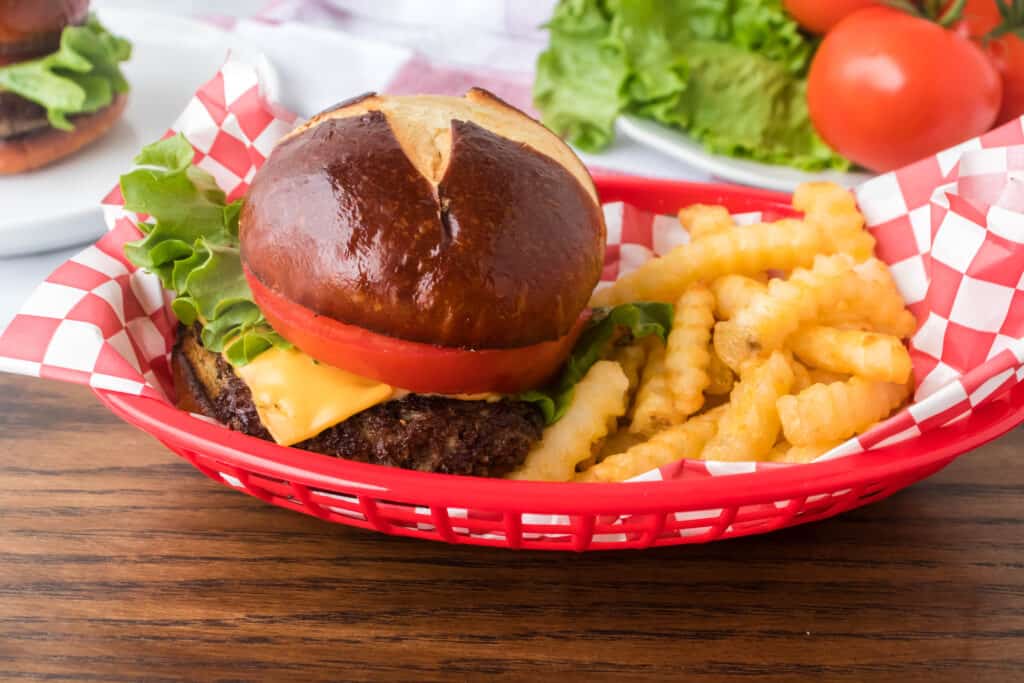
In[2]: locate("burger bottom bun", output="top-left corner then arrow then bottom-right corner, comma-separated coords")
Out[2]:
0,93 -> 127,175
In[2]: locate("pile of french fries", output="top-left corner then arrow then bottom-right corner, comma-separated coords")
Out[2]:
510,182 -> 917,483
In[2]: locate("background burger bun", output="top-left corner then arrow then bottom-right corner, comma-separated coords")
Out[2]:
0,93 -> 126,174
241,89 -> 605,349
0,0 -> 90,62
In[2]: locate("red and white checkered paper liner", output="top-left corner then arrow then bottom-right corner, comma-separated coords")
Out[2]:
2,56 -> 1024,486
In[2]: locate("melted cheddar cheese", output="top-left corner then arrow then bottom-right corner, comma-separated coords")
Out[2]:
234,347 -> 394,446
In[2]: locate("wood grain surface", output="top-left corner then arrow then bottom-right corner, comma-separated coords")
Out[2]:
1,372 -> 1022,682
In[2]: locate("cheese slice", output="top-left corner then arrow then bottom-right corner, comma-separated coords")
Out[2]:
390,389 -> 504,403
234,347 -> 393,446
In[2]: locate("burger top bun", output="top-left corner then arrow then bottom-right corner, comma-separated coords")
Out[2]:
0,1 -> 89,52
240,88 -> 605,349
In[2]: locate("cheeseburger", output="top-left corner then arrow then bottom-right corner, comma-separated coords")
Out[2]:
0,0 -> 130,174
131,89 -> 608,477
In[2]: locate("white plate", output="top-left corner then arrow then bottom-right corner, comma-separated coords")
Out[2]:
0,8 -> 277,258
616,114 -> 872,193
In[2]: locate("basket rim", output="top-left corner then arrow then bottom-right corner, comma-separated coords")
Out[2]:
94,378 -> 1024,515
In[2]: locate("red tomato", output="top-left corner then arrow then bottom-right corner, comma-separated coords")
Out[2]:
246,266 -> 587,395
988,33 -> 1024,126
956,0 -> 1002,37
807,7 -> 1002,172
956,0 -> 1024,126
783,0 -> 880,34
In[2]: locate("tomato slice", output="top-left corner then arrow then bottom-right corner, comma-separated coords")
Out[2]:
246,266 -> 588,395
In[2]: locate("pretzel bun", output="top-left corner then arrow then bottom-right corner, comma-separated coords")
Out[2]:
240,89 -> 605,349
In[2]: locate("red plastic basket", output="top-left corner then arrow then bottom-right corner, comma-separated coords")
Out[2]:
91,175 -> 1024,551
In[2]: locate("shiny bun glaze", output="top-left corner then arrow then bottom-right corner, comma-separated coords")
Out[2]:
240,89 -> 605,349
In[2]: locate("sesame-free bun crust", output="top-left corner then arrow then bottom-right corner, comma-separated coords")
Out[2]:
241,89 -> 605,349
0,93 -> 126,174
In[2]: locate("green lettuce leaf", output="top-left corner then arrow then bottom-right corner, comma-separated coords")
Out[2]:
729,0 -> 813,75
520,302 -> 673,424
533,0 -> 628,151
533,0 -> 849,171
653,40 -> 841,171
607,0 -> 688,115
0,14 -> 131,131
122,134 -> 290,366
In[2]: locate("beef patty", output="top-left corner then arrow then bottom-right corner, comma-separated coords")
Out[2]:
172,326 -> 544,477
0,91 -> 123,139
0,91 -> 49,139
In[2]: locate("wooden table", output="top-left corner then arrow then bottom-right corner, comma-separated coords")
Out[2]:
2,373 -> 1022,682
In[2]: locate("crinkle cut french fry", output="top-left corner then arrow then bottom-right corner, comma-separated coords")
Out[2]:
578,406 -> 726,483
777,377 -> 910,447
767,441 -> 792,462
679,204 -> 735,240
793,182 -> 876,260
705,351 -> 735,395
701,391 -> 732,411
815,260 -> 917,338
851,259 -> 918,338
793,182 -> 863,231
808,367 -> 850,385
713,253 -> 858,371
609,343 -> 647,398
508,361 -> 629,482
596,428 -> 647,462
711,274 -> 767,320
834,320 -> 873,332
770,441 -> 840,463
664,284 -> 715,417
590,218 -> 825,307
789,325 -> 912,384
700,351 -> 794,462
790,358 -> 813,392
593,181 -> 877,308
630,342 -> 675,435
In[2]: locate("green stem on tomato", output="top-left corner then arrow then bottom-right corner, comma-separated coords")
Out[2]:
883,0 -> 977,28
985,0 -> 1024,42
936,0 -> 967,26
882,0 -> 925,18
